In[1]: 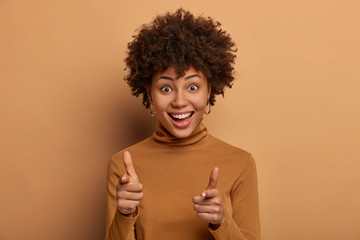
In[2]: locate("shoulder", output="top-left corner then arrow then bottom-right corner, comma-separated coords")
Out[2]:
111,136 -> 154,160
109,136 -> 154,173
208,135 -> 251,159
206,135 -> 257,174
205,136 -> 257,191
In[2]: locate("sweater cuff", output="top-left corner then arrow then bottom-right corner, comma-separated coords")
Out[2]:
115,206 -> 139,222
108,207 -> 139,239
208,209 -> 246,240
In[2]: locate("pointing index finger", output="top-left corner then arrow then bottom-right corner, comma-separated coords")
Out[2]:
123,151 -> 138,182
206,167 -> 219,190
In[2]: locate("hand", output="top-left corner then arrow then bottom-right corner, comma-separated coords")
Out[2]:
116,151 -> 143,216
192,167 -> 226,229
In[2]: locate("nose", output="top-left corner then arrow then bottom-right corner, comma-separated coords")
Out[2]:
172,91 -> 188,108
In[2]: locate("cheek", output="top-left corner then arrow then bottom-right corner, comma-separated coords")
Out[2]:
152,95 -> 169,112
192,95 -> 208,110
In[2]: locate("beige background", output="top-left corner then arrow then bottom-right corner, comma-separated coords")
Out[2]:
1,0 -> 359,239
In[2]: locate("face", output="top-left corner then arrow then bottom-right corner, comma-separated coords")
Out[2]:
149,66 -> 211,138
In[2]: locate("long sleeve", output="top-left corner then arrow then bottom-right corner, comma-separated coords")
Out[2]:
105,156 -> 137,240
209,154 -> 261,240
104,124 -> 260,240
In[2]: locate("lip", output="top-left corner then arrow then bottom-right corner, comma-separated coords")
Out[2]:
168,111 -> 194,128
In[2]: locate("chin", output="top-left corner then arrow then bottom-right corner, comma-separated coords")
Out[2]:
163,121 -> 196,138
170,129 -> 194,138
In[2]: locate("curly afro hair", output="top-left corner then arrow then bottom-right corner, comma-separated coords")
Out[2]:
125,8 -> 237,108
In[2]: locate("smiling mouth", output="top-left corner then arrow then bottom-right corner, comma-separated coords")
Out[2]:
168,112 -> 194,122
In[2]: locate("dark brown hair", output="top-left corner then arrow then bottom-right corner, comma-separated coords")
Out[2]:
125,8 -> 237,108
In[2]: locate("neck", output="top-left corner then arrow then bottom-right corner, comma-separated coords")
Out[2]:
152,121 -> 209,147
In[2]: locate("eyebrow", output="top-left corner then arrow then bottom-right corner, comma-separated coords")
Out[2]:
157,74 -> 202,81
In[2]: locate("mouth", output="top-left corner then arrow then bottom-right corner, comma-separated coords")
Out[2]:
168,112 -> 194,128
169,112 -> 194,120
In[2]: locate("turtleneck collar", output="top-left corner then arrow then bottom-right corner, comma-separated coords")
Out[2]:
152,120 -> 209,147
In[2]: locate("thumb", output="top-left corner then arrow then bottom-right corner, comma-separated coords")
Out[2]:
123,151 -> 139,182
206,167 -> 219,190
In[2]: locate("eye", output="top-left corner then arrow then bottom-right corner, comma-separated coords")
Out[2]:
160,86 -> 172,93
188,84 -> 198,91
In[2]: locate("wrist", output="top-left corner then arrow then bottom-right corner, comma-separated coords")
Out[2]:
209,222 -> 223,230
119,211 -> 134,217
209,208 -> 226,230
118,206 -> 138,218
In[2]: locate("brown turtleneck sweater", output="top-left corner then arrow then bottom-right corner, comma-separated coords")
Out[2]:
106,122 -> 260,240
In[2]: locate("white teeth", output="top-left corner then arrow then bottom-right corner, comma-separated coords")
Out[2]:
171,113 -> 192,119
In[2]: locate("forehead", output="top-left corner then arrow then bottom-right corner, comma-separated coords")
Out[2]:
152,66 -> 206,81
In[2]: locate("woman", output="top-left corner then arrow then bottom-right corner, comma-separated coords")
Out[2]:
106,8 -> 260,240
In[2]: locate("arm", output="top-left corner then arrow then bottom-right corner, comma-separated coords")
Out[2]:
209,154 -> 261,240
105,155 -> 138,240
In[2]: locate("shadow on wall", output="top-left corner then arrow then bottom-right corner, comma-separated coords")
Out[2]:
125,104 -> 157,146
114,95 -> 157,151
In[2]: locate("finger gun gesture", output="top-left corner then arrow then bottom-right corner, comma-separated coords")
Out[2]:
192,167 -> 226,229
116,151 -> 143,216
